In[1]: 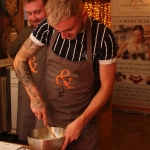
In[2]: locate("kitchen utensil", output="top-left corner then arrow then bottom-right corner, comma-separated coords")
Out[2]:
27,126 -> 65,150
47,125 -> 57,139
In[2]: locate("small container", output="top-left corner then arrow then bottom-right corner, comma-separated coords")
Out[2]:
27,127 -> 65,150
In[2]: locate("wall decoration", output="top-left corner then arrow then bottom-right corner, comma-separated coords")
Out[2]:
83,0 -> 111,27
0,0 -> 19,17
1,22 -> 18,56
111,0 -> 150,115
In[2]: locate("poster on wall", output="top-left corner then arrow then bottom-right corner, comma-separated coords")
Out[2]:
111,0 -> 150,17
111,1 -> 150,115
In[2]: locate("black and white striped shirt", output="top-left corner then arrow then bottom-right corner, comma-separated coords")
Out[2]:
30,16 -> 117,75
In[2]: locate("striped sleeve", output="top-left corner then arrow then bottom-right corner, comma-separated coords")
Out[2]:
30,18 -> 52,46
99,26 -> 117,65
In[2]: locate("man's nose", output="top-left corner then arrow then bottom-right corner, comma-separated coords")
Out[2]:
61,32 -> 68,39
31,14 -> 37,21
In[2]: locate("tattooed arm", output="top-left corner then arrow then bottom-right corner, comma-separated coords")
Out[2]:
13,37 -> 47,126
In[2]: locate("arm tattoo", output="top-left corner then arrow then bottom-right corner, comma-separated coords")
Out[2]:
18,38 -> 41,60
16,61 -> 42,100
32,98 -> 45,110
16,61 -> 34,87
29,86 -> 40,98
15,38 -> 43,103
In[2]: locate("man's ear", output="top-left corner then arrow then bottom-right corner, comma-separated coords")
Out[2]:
82,11 -> 88,22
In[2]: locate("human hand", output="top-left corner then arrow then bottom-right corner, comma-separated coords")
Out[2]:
30,96 -> 47,126
117,42 -> 127,58
61,117 -> 84,150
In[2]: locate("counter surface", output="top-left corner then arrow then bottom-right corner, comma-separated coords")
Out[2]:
0,141 -> 31,150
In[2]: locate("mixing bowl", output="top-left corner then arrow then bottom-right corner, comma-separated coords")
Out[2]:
27,126 -> 65,150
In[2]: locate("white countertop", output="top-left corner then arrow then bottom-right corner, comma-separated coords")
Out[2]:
0,141 -> 31,150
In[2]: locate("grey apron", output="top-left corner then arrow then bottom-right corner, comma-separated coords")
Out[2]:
43,18 -> 99,150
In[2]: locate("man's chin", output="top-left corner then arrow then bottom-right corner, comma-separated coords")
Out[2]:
31,23 -> 40,28
67,35 -> 77,40
67,37 -> 75,40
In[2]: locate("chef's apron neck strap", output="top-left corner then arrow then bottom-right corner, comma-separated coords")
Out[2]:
48,17 -> 92,60
49,29 -> 59,48
86,17 -> 92,61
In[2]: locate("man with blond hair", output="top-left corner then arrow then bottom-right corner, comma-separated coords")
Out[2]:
7,0 -> 47,141
14,0 -> 117,149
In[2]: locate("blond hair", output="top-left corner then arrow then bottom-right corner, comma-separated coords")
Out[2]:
23,0 -> 48,5
45,0 -> 83,26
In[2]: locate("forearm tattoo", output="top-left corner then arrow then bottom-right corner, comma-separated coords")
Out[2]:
16,38 -> 42,99
16,61 -> 33,87
29,86 -> 40,98
16,61 -> 43,107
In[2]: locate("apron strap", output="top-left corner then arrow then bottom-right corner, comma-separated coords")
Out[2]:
49,30 -> 59,48
48,17 -> 92,61
86,17 -> 92,61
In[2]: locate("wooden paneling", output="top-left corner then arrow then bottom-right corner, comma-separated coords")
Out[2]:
0,8 -> 4,59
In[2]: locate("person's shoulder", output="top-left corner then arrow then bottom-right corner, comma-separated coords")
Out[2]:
37,18 -> 49,28
33,18 -> 50,33
22,25 -> 34,33
41,17 -> 48,23
25,25 -> 34,30
90,16 -> 105,27
90,16 -> 111,34
17,25 -> 34,40
90,17 -> 114,38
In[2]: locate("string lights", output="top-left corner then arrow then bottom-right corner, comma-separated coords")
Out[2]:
83,0 -> 111,28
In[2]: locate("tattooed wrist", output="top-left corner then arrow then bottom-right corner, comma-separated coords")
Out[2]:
29,86 -> 40,98
32,98 -> 45,110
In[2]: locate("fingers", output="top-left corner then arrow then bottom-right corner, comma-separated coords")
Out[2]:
35,111 -> 43,120
31,97 -> 48,125
34,108 -> 48,126
61,134 -> 78,150
43,112 -> 48,126
61,137 -> 69,150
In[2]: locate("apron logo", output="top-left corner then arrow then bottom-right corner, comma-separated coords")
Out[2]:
28,57 -> 38,73
55,69 -> 74,89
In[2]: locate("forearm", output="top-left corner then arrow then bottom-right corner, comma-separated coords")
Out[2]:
13,37 -> 44,108
14,55 -> 47,125
78,63 -> 116,127
79,83 -> 114,127
14,58 -> 41,99
12,37 -> 47,125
